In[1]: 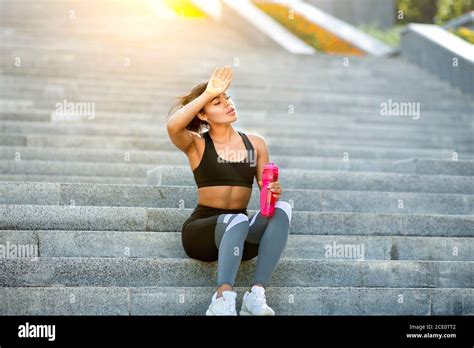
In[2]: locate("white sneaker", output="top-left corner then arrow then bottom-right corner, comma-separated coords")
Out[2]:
205,290 -> 237,316
240,285 -> 275,316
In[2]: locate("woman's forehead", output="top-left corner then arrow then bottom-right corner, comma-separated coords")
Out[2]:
211,92 -> 230,102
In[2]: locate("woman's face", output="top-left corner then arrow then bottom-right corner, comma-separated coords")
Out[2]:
198,92 -> 237,125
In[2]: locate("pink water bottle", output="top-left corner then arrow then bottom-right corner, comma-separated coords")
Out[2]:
260,162 -> 279,217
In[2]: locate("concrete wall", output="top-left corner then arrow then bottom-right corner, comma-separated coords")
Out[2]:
401,24 -> 474,95
305,0 -> 396,29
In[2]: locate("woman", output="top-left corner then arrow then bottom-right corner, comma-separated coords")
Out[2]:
166,66 -> 292,315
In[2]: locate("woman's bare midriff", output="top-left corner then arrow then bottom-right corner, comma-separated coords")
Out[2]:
188,133 -> 254,210
197,186 -> 252,210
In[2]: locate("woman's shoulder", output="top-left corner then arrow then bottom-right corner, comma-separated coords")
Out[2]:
245,132 -> 268,151
245,132 -> 265,142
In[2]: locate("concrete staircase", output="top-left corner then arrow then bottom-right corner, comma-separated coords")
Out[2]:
0,0 -> 473,315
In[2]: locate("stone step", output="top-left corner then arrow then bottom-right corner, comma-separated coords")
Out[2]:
2,111 -> 472,133
0,50 -> 460,80
1,205 -> 472,237
1,230 -> 471,261
1,182 -> 472,215
2,116 -> 473,135
0,159 -> 152,177
2,92 -> 471,119
0,174 -> 144,185
1,257 -> 471,288
0,30 -> 446,71
267,144 -> 473,160
0,158 -> 412,177
2,91 -> 472,116
0,50 -> 465,85
0,51 -> 445,71
2,145 -> 470,163
0,38 -> 466,92
0,44 -> 450,75
1,156 -> 473,177
1,121 -> 472,143
1,286 -> 471,315
393,158 -> 474,176
0,68 -> 468,97
7,131 -> 467,154
0,58 -> 451,97
1,96 -> 472,123
0,64 -> 452,104
2,99 -> 469,127
0,44 -> 443,72
335,117 -> 473,131
267,137 -> 473,152
150,166 -> 474,194
0,64 -> 457,85
1,110 -> 472,137
6,112 -> 466,132
3,169 -> 474,194
2,60 -> 452,82
5,70 -> 449,97
0,133 -> 179,150
0,81 -> 467,105
1,80 -> 463,102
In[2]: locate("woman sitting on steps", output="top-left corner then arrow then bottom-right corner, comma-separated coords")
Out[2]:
166,66 -> 292,315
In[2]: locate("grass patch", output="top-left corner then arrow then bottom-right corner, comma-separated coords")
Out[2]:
252,1 -> 365,55
358,25 -> 405,47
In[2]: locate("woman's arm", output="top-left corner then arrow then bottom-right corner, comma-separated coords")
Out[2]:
166,91 -> 213,153
166,66 -> 233,153
250,133 -> 269,191
249,134 -> 282,200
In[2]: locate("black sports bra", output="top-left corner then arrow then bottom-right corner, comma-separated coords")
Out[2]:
192,130 -> 256,188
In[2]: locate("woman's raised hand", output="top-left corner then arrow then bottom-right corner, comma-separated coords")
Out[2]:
205,66 -> 233,97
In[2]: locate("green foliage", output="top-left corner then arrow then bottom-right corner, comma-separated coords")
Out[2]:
397,0 -> 437,23
452,26 -> 474,43
358,25 -> 405,47
397,0 -> 474,24
436,0 -> 474,24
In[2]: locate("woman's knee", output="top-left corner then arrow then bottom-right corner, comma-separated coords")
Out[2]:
218,213 -> 249,229
274,200 -> 292,224
215,213 -> 249,247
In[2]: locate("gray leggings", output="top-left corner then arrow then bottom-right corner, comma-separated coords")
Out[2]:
214,201 -> 292,287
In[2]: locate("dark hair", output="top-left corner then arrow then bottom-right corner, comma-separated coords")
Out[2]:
167,81 -> 210,134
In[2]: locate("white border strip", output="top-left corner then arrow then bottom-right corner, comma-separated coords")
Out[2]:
285,0 -> 393,56
407,24 -> 474,63
222,0 -> 315,55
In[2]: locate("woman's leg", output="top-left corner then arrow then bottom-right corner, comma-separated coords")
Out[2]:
214,213 -> 250,295
246,201 -> 292,287
181,215 -> 221,262
182,201 -> 292,296
182,212 -> 249,315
